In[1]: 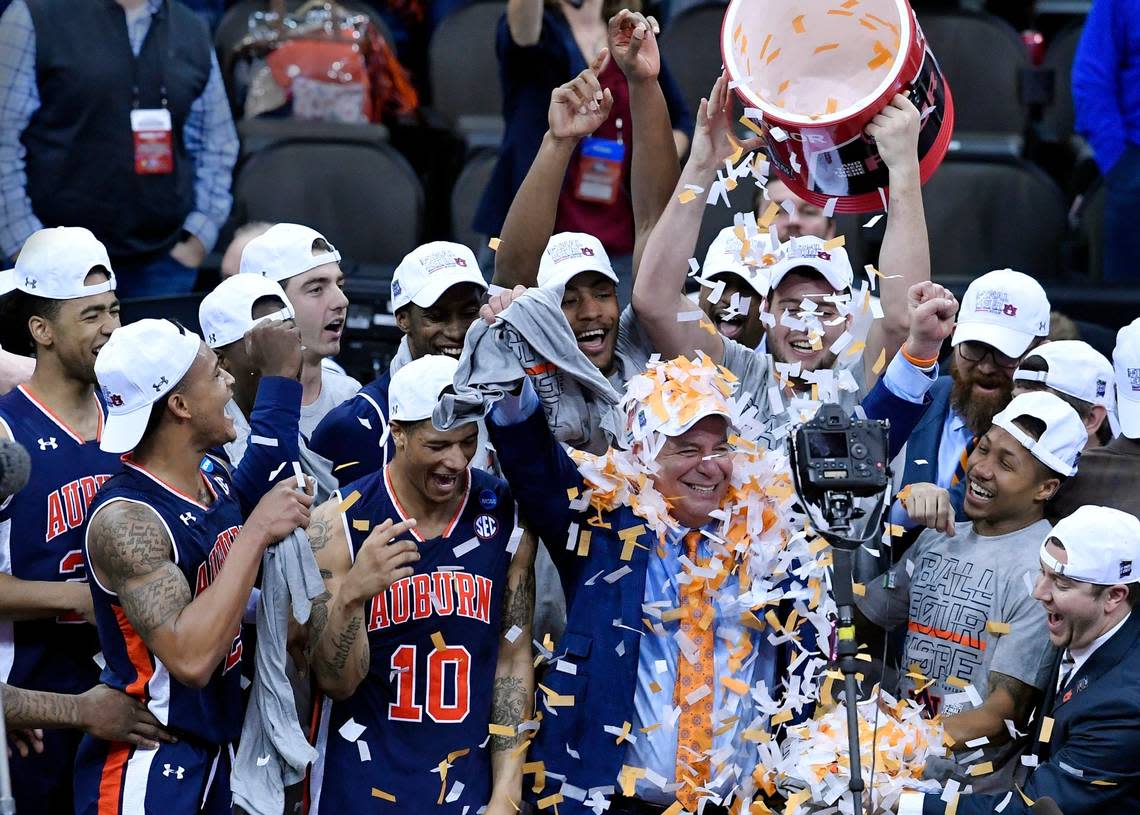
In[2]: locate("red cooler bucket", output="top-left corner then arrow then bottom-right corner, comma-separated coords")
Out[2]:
721,0 -> 954,213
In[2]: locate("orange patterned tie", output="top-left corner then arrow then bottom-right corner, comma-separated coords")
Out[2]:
674,530 -> 715,810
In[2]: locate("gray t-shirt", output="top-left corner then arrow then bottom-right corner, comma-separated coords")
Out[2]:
858,518 -> 1056,791
611,304 -> 653,389
300,367 -> 362,439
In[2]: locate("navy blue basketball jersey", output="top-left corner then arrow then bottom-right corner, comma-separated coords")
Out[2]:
309,465 -> 515,813
83,454 -> 245,745
0,385 -> 120,695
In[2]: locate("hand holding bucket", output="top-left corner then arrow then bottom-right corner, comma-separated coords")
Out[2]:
721,0 -> 954,213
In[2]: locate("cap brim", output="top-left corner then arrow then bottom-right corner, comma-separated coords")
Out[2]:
951,322 -> 1034,358
769,258 -> 850,293
540,263 -> 619,291
100,404 -> 152,454
1117,398 -> 1140,439
661,408 -> 734,438
706,268 -> 770,298
410,270 -> 489,308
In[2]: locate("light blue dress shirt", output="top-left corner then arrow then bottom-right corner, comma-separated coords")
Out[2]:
625,525 -> 779,805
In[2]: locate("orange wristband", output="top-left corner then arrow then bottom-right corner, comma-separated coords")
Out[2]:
901,344 -> 939,368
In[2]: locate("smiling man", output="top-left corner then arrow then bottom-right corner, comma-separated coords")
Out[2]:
238,223 -> 360,439
0,227 -> 124,813
74,319 -> 313,815
861,391 -> 1087,792
898,505 -> 1140,815
309,241 -> 488,485
305,354 -> 533,815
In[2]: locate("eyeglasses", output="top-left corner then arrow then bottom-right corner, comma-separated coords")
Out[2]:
957,340 -> 1020,369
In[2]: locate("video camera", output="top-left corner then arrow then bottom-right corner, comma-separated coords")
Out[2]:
792,403 -> 889,500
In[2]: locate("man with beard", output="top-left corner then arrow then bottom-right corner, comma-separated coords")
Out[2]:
0,227 -> 125,813
890,269 -> 1051,528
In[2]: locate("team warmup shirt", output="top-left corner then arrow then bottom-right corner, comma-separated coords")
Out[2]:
309,465 -> 515,813
0,385 -> 118,693
83,454 -> 246,745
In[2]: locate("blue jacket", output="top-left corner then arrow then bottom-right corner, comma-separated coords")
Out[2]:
893,376 -> 969,523
1072,0 -> 1140,173
488,379 -> 933,811
308,370 -> 392,487
926,610 -> 1140,814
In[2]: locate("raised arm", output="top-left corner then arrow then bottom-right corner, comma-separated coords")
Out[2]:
632,71 -> 762,362
486,527 -> 536,815
607,10 -> 681,277
86,481 -> 311,688
493,51 -> 613,288
308,504 -> 418,701
506,0 -> 544,48
862,94 -> 929,389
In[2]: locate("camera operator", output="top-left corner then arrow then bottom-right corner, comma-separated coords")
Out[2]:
858,392 -> 1086,792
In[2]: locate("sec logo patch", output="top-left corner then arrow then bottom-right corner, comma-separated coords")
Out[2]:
474,514 -> 499,540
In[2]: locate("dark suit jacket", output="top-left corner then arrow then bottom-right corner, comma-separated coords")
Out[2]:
925,611 -> 1140,814
893,376 -> 972,523
489,378 -> 934,813
1048,436 -> 1140,523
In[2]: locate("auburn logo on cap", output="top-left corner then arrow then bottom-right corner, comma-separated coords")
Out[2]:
1003,303 -> 1018,316
108,393 -> 124,407
582,247 -> 595,257
454,257 -> 467,267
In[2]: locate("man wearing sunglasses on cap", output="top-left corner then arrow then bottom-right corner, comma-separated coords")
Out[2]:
891,269 -> 1051,530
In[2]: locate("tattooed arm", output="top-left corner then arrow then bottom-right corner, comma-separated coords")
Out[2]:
310,501 -> 419,701
487,527 -> 537,813
86,481 -> 311,688
943,671 -> 1041,749
3,683 -> 173,748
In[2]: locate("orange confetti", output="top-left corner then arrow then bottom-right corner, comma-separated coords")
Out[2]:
842,0 -> 860,6
370,788 -> 396,802
814,42 -> 840,54
739,114 -> 765,137
859,18 -> 878,30
732,22 -> 743,42
778,79 -> 790,94
766,47 -> 782,64
488,237 -> 501,251
792,14 -> 805,33
822,235 -> 846,250
867,40 -> 893,70
825,97 -> 838,114
871,348 -> 887,375
865,13 -> 899,35
827,9 -> 854,16
758,33 -> 772,60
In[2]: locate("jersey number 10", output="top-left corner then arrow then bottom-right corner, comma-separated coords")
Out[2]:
388,644 -> 471,723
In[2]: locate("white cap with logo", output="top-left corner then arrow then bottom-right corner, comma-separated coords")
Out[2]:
391,241 -> 487,312
388,354 -> 459,423
991,390 -> 1086,477
1042,505 -> 1140,585
96,319 -> 202,454
765,235 -> 853,293
701,227 -> 770,297
199,274 -> 294,349
239,223 -> 340,282
951,269 -> 1050,358
1113,318 -> 1140,439
1014,340 -> 1115,409
537,232 -> 618,291
0,227 -> 115,299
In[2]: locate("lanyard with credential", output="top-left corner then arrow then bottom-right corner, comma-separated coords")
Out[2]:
129,0 -> 174,175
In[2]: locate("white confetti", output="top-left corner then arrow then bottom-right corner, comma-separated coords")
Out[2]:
250,434 -> 278,447
338,718 -> 366,742
863,213 -> 884,229
603,566 -> 632,583
357,740 -> 371,761
504,624 -> 523,643
256,755 -> 270,767
452,537 -> 480,558
822,197 -> 837,218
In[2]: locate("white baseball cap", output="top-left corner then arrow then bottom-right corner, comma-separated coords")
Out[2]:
388,354 -> 459,423
1014,340 -> 1114,409
96,319 -> 203,454
537,232 -> 618,291
199,274 -> 294,349
391,241 -> 487,312
1042,505 -> 1140,585
765,236 -> 853,293
951,269 -> 1050,358
991,391 -> 1085,477
238,223 -> 340,282
0,227 -> 115,299
1113,318 -> 1140,439
702,227 -> 770,297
